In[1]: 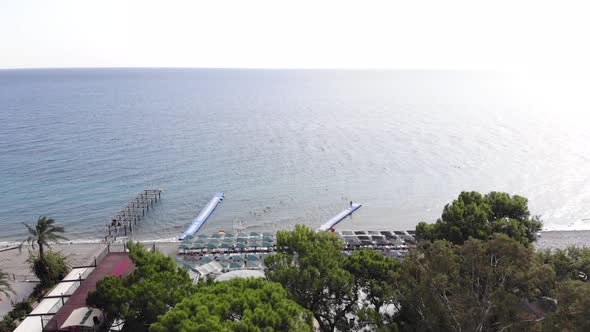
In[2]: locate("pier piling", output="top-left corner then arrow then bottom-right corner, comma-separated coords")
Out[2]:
105,189 -> 162,243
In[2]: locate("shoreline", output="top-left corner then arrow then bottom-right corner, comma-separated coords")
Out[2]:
1,229 -> 589,248
1,230 -> 588,276
0,230 -> 587,289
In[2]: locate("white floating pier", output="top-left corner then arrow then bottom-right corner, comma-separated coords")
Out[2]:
317,203 -> 362,232
179,192 -> 225,240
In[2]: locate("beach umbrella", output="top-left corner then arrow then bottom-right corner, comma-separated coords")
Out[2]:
263,232 -> 273,237
200,256 -> 213,264
217,255 -> 230,262
231,254 -> 244,262
191,243 -> 205,250
251,240 -> 262,248
211,233 -> 223,238
208,239 -> 220,244
263,236 -> 273,242
237,233 -> 249,238
182,263 -> 195,270
361,240 -> 373,246
194,239 -> 206,244
224,233 -> 234,238
262,241 -> 274,247
198,234 -> 209,239
208,243 -> 219,249
249,232 -> 260,237
246,260 -> 261,269
347,238 -> 361,246
246,254 -> 260,261
236,243 -> 248,249
178,244 -> 189,250
229,262 -> 244,269
220,243 -> 232,249
236,238 -> 248,243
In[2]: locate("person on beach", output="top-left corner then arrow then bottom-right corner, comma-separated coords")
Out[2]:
350,201 -> 353,208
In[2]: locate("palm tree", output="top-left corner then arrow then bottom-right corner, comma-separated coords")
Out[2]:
21,216 -> 68,260
0,269 -> 15,300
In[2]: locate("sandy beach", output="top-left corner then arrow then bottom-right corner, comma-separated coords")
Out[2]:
1,230 -> 588,280
0,243 -> 106,282
0,241 -> 180,281
0,281 -> 37,318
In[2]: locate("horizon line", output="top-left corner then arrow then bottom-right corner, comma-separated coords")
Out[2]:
0,66 -> 500,72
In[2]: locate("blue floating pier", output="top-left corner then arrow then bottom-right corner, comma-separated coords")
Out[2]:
317,203 -> 362,232
179,192 -> 224,240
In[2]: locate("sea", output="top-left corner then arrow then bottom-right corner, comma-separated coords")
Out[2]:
1,69 -> 589,244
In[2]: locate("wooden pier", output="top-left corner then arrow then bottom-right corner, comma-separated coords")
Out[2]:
105,189 -> 162,242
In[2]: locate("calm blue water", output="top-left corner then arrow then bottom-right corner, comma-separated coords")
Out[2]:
1,69 -> 589,243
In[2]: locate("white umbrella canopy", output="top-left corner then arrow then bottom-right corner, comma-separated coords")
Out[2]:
60,307 -> 103,329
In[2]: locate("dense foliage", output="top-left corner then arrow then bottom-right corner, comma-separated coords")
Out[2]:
27,250 -> 70,288
150,278 -> 314,332
0,319 -> 16,332
543,280 -> 590,331
416,191 -> 542,246
345,248 -> 401,329
395,234 -> 554,331
87,242 -> 194,331
265,225 -> 400,331
19,216 -> 70,287
538,246 -> 590,282
7,299 -> 33,320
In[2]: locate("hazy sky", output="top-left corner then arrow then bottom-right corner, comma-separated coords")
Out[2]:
1,0 -> 589,70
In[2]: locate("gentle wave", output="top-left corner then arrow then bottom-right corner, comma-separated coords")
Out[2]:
1,69 -> 589,242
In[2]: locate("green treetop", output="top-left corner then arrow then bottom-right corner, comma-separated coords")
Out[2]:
538,246 -> 590,282
150,278 -> 314,332
542,280 -> 590,331
87,242 -> 193,331
416,191 -> 542,246
265,225 -> 400,332
345,248 -> 401,330
395,234 -> 555,331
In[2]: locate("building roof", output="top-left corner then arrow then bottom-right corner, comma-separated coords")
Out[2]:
60,307 -> 102,329
44,252 -> 135,331
215,270 -> 265,282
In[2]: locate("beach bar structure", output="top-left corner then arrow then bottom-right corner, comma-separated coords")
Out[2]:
15,245 -> 134,332
105,189 -> 162,241
316,203 -> 362,232
179,192 -> 225,240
